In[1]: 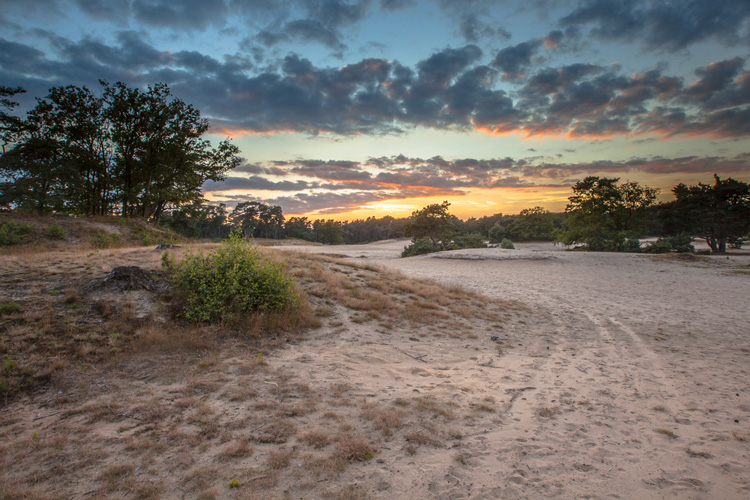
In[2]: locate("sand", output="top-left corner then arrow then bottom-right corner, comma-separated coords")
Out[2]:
270,240 -> 750,499
1,239 -> 749,499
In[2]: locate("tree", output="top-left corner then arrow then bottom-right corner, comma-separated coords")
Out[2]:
102,81 -> 240,220
1,81 -> 240,219
0,136 -> 71,214
313,219 -> 345,244
557,176 -> 658,251
285,216 -> 314,240
230,201 -> 285,239
667,175 -> 750,254
1,86 -> 26,155
403,201 -> 456,249
506,206 -> 556,241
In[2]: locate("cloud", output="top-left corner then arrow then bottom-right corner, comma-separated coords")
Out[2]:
284,19 -> 346,50
491,40 -> 542,81
2,28 -> 750,141
379,0 -> 415,11
560,0 -> 750,52
202,175 -> 316,191
201,152 -> 750,214
132,0 -> 229,30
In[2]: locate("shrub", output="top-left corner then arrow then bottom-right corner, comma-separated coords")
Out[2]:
0,302 -> 22,316
449,233 -> 486,250
643,233 -> 695,254
89,231 -> 121,248
488,222 -> 507,244
169,231 -> 298,322
500,238 -> 514,249
0,221 -> 33,246
45,221 -> 67,240
401,238 -> 441,257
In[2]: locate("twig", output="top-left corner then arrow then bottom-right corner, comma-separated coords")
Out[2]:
392,346 -> 427,363
33,411 -> 61,421
249,474 -> 267,481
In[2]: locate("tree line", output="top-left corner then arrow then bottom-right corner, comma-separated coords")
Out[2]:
400,175 -> 750,256
0,83 -> 240,221
2,84 -> 747,254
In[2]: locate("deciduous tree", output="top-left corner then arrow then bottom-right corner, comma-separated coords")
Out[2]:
667,175 -> 750,254
557,176 -> 658,251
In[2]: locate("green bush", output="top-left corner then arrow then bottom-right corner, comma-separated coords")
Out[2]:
0,302 -> 22,316
488,222 -> 507,244
169,232 -> 298,322
401,238 -> 441,257
89,231 -> 121,248
643,234 -> 695,254
500,238 -> 515,249
45,221 -> 67,240
449,233 -> 487,250
0,221 -> 34,246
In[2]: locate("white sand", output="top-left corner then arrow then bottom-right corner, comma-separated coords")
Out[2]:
273,240 -> 750,499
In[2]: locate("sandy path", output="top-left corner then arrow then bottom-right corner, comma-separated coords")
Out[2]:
275,241 -> 750,499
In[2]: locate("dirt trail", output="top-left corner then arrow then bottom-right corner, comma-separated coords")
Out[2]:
276,241 -> 750,499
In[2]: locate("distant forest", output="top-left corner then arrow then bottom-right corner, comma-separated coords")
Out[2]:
2,83 -> 749,254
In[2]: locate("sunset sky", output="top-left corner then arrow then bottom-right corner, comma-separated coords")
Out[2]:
2,0 -> 750,220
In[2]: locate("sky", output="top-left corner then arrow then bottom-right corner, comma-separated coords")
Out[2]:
2,0 -> 750,220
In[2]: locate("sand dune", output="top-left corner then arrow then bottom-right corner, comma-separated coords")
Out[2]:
274,240 -> 750,499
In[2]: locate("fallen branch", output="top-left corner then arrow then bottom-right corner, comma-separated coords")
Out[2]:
392,346 -> 427,363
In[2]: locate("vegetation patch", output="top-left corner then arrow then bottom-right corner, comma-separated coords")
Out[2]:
168,232 -> 298,323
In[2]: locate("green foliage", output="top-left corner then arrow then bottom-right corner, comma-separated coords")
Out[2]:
118,218 -> 171,246
0,221 -> 33,245
45,221 -> 67,240
1,82 -> 240,218
230,201 -> 285,239
666,175 -> 750,254
500,238 -> 515,249
557,176 -> 658,251
449,232 -> 486,250
506,207 -> 556,241
0,302 -> 22,316
2,356 -> 16,375
313,219 -> 346,244
642,233 -> 695,254
169,231 -> 298,323
228,479 -> 241,488
488,222 -> 506,243
403,201 -> 456,249
401,237 -> 441,257
89,231 -> 121,248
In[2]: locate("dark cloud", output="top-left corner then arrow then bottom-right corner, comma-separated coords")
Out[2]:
74,0 -> 131,22
379,0 -> 415,11
284,19 -> 346,50
491,40 -> 542,81
303,0 -> 371,28
132,0 -> 229,30
202,175 -> 316,192
199,152 -> 750,214
432,0 -> 509,43
2,25 -> 750,141
560,0 -> 750,52
683,57 -> 748,108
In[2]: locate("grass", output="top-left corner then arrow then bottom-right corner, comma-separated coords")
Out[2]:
0,216 -> 524,499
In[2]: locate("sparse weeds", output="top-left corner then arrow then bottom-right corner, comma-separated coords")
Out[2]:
655,428 -> 678,439
268,447 -> 293,469
334,435 -> 375,462
300,429 -> 332,449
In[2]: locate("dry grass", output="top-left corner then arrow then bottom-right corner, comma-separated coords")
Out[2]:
655,428 -> 678,439
0,217 -> 525,500
334,435 -> 375,462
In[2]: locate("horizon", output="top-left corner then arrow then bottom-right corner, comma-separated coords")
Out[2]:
2,0 -> 750,220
